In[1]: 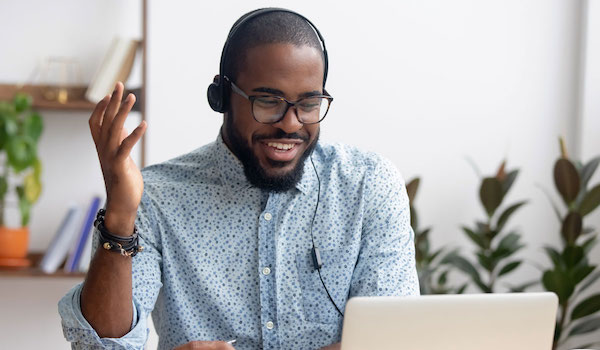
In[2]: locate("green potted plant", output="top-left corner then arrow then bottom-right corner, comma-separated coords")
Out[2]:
446,160 -> 531,293
0,93 -> 43,266
408,177 -> 466,294
541,138 -> 600,350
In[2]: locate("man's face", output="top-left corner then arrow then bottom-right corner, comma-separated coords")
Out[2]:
223,43 -> 324,191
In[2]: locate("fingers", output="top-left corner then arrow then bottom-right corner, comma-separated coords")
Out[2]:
100,82 -> 124,141
89,95 -> 110,144
108,93 -> 136,149
116,120 -> 147,161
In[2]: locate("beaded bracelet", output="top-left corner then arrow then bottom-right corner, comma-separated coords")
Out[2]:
94,209 -> 143,257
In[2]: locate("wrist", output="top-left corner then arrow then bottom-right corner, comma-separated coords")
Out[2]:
104,209 -> 137,237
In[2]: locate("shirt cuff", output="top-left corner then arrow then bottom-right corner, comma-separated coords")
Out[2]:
58,283 -> 149,350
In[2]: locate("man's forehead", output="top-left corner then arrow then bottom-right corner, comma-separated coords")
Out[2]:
236,43 -> 325,95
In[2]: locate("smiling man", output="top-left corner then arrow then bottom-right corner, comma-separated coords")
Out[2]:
59,8 -> 419,350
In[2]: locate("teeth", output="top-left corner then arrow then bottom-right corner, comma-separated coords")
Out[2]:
267,142 -> 295,150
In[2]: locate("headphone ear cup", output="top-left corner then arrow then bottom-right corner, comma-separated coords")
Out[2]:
207,82 -> 224,113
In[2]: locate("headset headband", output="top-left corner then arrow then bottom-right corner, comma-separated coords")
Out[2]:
219,7 -> 329,88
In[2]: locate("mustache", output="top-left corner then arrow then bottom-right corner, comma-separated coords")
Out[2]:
253,131 -> 309,142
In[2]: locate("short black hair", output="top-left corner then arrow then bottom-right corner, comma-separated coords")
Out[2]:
223,10 -> 324,82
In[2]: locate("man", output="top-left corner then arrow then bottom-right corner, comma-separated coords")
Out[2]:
59,8 -> 419,350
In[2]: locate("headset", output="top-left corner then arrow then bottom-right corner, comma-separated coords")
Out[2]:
207,7 -> 329,113
207,8 -> 343,318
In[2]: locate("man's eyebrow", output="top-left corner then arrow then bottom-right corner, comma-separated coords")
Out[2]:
252,87 -> 322,98
252,87 -> 284,95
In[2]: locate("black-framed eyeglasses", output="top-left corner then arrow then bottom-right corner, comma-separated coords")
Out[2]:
229,79 -> 333,125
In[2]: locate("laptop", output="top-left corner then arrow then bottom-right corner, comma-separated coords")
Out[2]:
340,292 -> 558,350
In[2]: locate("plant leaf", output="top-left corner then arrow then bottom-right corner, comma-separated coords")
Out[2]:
23,112 -> 43,142
455,284 -> 468,294
582,236 -> 597,254
462,226 -> 488,249
496,232 -> 523,254
6,135 -> 37,173
579,269 -> 600,293
554,158 -> 581,204
437,270 -> 448,285
13,93 -> 32,113
542,269 -> 574,305
410,204 -> 418,232
480,177 -> 504,217
544,246 -> 563,268
569,316 -> 600,336
562,245 -> 585,269
578,184 -> 600,217
501,169 -> 519,196
498,261 -> 521,277
409,204 -> 419,232
444,255 -> 482,285
24,172 -> 42,203
0,114 -> 18,150
427,244 -> 443,263
0,175 -> 7,199
507,280 -> 538,293
18,193 -> 31,227
33,157 -> 42,178
476,252 -> 495,272
406,178 -> 420,203
573,264 -> 595,285
561,211 -> 583,244
571,294 -> 600,320
580,156 -> 600,189
496,201 -> 527,232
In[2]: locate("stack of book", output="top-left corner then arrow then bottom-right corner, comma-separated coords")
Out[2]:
85,37 -> 140,103
39,196 -> 103,273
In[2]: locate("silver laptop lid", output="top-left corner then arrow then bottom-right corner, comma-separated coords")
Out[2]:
341,292 -> 558,350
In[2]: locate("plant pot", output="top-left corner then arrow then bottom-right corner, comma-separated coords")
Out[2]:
0,226 -> 30,266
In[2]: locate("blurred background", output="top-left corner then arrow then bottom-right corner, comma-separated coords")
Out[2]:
0,0 -> 598,349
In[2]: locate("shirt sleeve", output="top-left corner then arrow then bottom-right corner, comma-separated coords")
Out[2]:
348,157 -> 420,298
58,191 -> 163,349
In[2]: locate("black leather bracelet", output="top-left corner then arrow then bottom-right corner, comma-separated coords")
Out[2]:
94,209 -> 143,257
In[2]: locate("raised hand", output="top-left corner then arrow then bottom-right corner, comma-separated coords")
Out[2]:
88,82 -> 147,236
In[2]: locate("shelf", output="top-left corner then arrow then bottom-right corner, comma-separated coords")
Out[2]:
0,84 -> 143,112
0,84 -> 96,111
0,252 -> 85,278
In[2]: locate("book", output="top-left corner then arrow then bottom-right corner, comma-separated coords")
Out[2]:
64,196 -> 102,273
85,37 -> 139,102
76,199 -> 104,272
39,205 -> 82,273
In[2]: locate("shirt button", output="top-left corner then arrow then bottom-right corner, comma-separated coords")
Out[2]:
262,267 -> 271,275
266,321 -> 275,330
264,212 -> 272,221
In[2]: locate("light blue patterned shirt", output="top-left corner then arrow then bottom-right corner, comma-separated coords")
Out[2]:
59,134 -> 419,350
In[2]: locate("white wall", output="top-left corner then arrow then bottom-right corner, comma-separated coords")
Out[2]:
1,0 -> 599,349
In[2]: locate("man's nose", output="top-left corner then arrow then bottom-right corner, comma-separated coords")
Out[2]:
272,106 -> 303,134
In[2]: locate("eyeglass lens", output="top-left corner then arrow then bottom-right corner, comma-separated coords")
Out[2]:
252,96 -> 330,124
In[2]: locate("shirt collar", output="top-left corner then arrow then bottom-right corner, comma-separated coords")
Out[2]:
214,132 -> 319,195
215,132 -> 252,192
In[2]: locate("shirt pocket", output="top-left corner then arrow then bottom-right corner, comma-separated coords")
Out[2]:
295,247 -> 354,324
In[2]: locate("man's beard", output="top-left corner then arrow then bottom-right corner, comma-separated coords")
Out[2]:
223,113 -> 319,192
